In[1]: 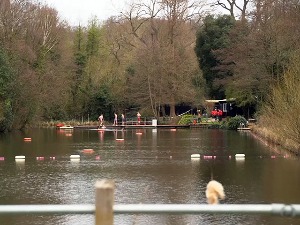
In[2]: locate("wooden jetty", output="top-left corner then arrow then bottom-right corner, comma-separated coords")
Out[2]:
74,124 -> 190,129
237,127 -> 251,131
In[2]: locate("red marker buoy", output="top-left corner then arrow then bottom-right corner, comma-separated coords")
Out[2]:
24,138 -> 32,142
83,149 -> 94,154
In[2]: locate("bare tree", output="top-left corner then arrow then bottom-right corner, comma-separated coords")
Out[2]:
217,0 -> 300,110
116,0 -> 204,117
212,0 -> 251,21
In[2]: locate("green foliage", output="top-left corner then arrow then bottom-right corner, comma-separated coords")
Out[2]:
0,100 -> 13,132
227,116 -> 247,130
85,85 -> 114,121
0,49 -> 14,132
195,15 -> 235,98
178,114 -> 194,125
86,19 -> 101,57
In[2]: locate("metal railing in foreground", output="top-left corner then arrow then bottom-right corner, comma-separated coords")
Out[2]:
0,204 -> 300,216
0,180 -> 299,225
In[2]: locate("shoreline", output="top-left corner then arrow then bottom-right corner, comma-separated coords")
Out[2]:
251,125 -> 299,156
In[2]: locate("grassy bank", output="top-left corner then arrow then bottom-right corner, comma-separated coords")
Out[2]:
251,125 -> 300,156
36,120 -> 99,128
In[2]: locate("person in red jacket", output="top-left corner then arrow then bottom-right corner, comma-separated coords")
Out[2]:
217,109 -> 223,121
211,108 -> 218,119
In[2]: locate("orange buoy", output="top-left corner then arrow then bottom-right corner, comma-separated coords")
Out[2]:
116,138 -> 124,141
56,123 -> 64,128
24,138 -> 32,142
83,149 -> 94,154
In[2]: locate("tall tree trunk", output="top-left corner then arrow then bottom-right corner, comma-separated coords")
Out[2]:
170,97 -> 176,117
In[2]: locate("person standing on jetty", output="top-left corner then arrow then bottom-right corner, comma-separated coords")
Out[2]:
137,112 -> 141,125
98,114 -> 104,128
121,113 -> 125,125
113,113 -> 118,125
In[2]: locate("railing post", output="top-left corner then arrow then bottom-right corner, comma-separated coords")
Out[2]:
95,180 -> 115,225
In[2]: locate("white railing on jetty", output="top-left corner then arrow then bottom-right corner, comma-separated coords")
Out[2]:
178,109 -> 192,117
0,180 -> 299,225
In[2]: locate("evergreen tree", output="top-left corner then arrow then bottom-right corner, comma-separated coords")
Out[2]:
195,15 -> 235,99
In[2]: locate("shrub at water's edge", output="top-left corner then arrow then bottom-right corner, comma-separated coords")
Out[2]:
226,116 -> 248,130
257,53 -> 300,155
178,114 -> 249,130
178,114 -> 194,125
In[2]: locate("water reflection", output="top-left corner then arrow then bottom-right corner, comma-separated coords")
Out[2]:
15,159 -> 26,170
0,128 -> 299,225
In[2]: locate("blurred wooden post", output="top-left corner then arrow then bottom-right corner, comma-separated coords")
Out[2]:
95,180 -> 115,225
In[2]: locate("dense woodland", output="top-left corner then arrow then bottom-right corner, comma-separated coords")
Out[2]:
0,0 -> 300,141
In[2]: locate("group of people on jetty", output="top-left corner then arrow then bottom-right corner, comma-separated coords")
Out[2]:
98,112 -> 141,128
211,108 -> 223,121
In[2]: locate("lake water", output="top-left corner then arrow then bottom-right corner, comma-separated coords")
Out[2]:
0,128 -> 299,225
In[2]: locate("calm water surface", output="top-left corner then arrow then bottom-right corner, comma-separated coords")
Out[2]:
0,128 -> 299,225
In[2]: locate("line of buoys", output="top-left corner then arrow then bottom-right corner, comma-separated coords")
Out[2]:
191,154 -> 200,158
3,154 -> 290,162
24,138 -> 32,142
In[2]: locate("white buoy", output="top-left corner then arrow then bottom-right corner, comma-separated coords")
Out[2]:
116,138 -> 124,141
191,154 -> 200,158
235,154 -> 245,159
15,156 -> 25,164
70,155 -> 80,159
